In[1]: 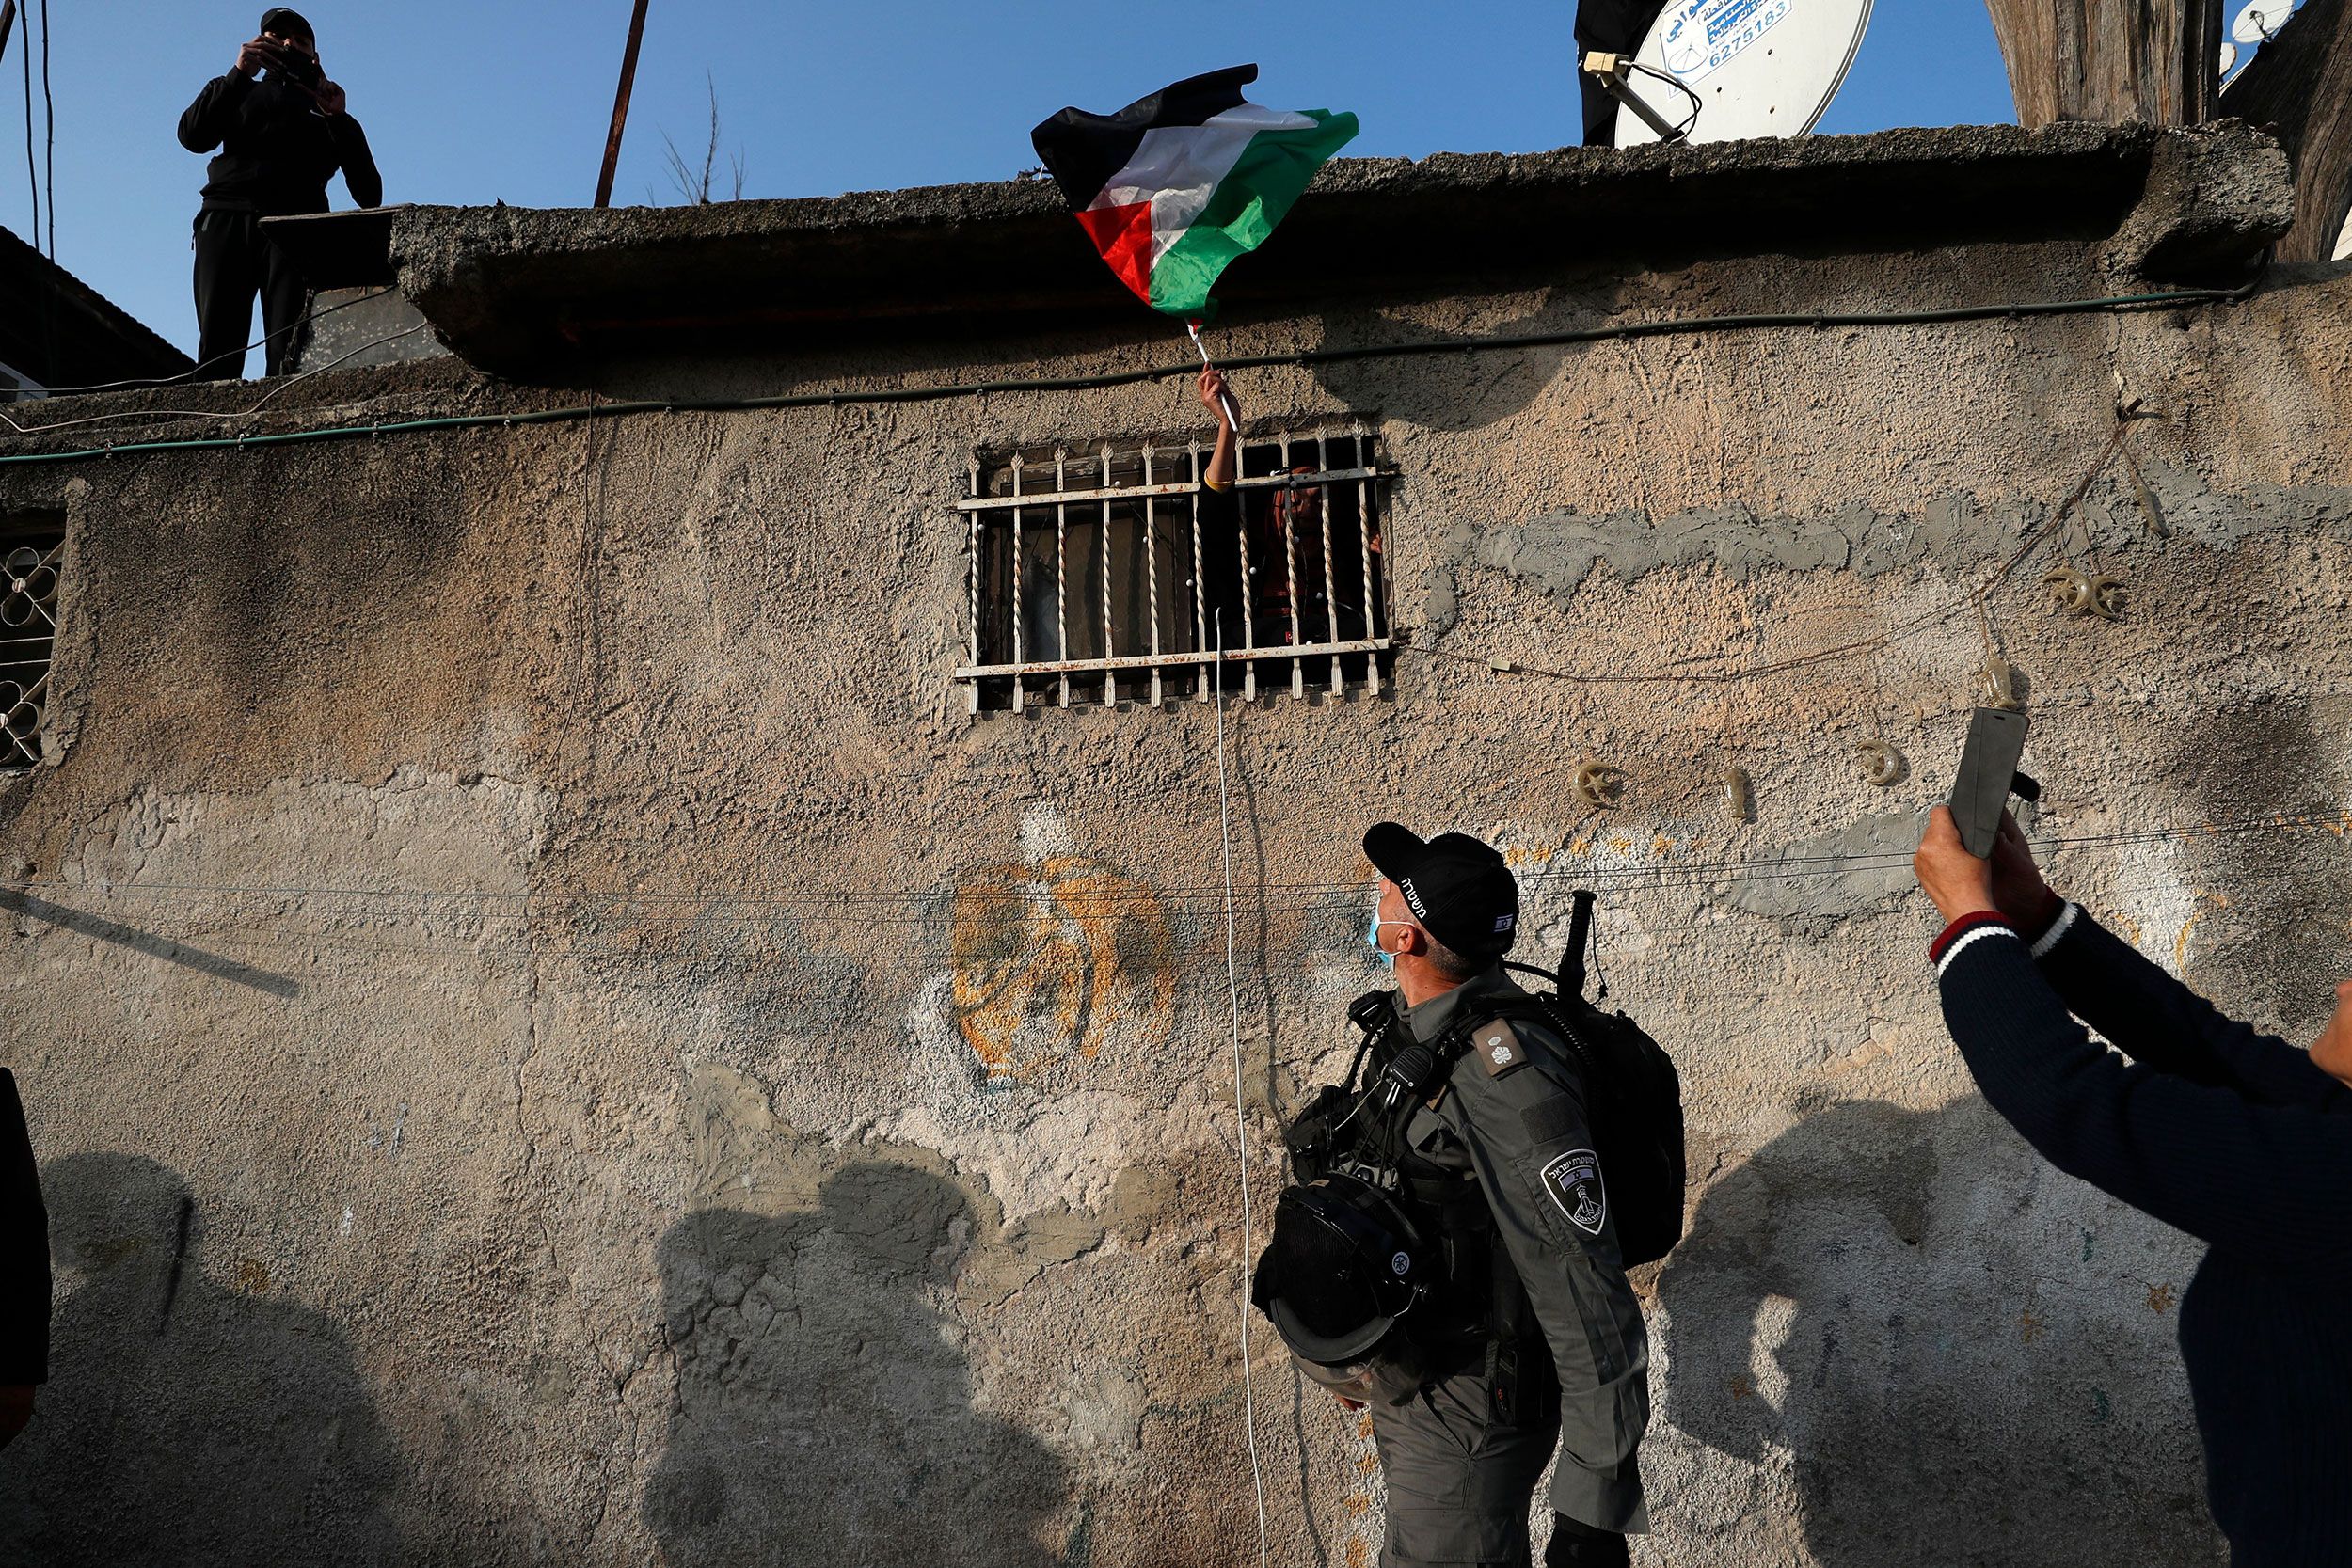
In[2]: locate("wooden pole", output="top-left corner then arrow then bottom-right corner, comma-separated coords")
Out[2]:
0,1 -> 16,67
1984,0 -> 2225,127
2221,0 -> 2352,261
593,0 -> 652,209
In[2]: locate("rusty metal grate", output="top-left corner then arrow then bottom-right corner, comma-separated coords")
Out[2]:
0,522 -> 62,770
957,425 -> 1392,712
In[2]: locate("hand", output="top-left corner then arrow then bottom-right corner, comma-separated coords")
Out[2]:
306,77 -> 347,117
1986,809 -> 2060,930
1914,805 -> 2000,926
0,1386 -> 34,1449
234,37 -> 278,77
1198,365 -> 1235,425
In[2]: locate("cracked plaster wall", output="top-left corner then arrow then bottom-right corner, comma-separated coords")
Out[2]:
0,227 -> 2349,1568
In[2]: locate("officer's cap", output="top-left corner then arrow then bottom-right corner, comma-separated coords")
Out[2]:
1364,822 -> 1518,959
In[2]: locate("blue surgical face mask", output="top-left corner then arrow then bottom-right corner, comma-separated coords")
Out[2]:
1367,911 -> 1398,973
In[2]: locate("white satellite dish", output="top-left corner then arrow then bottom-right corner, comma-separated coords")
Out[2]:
2219,39 -> 2241,74
2231,1 -> 2293,45
1616,0 -> 1875,148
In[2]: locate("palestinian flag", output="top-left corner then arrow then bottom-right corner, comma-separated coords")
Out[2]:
1032,65 -> 1358,317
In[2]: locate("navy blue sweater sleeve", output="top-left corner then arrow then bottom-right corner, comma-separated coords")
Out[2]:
0,1070 -> 50,1386
1938,931 -> 2352,1264
2040,910 -> 2349,1112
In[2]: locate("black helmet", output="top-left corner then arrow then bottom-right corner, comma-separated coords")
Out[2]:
1251,1172 -> 1432,1363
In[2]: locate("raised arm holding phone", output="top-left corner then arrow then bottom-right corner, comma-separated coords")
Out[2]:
1915,797 -> 2352,1568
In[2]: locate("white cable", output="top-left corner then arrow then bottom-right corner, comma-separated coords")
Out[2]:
1214,613 -> 1274,1568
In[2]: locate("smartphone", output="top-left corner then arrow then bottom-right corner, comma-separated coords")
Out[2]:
1949,707 -> 2029,858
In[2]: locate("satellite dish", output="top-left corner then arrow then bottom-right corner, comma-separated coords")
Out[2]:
1616,0 -> 1875,148
2218,39 -> 2241,74
2230,1 -> 2292,45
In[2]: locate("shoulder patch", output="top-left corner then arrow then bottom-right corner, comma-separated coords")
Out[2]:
1474,1020 -> 1531,1077
1539,1148 -> 1609,1238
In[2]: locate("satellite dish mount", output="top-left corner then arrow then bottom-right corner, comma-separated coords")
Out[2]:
1581,52 -> 1699,145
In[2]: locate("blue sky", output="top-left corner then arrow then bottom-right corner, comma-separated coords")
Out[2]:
6,2 -> 2016,358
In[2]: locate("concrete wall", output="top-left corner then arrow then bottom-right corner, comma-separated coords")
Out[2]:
1,161 -> 2348,1566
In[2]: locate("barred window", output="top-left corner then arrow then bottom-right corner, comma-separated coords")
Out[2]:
957,425 -> 1392,713
0,517 -> 61,771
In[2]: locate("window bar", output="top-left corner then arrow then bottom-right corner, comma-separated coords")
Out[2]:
1188,437 -> 1210,703
1279,429 -> 1303,699
1317,427 -> 1342,695
1356,425 -> 1382,696
1054,448 -> 1071,708
1235,434 -> 1258,700
1142,442 -> 1164,707
967,456 -> 983,716
1009,452 -> 1025,714
1100,444 -> 1117,708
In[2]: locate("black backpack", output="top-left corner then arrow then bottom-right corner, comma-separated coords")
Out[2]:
1493,890 -> 1687,1268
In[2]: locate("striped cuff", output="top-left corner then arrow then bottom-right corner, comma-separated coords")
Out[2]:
2028,900 -> 2079,960
1930,911 -> 2020,974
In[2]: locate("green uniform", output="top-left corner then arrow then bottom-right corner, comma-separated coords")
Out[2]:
1369,966 -> 1651,1566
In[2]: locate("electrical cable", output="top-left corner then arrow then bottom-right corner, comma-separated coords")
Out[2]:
6,807 -> 2338,915
24,287 -> 401,395
37,0 -> 47,257
1212,613 -> 1274,1568
16,0 -> 32,251
1423,411 -> 2140,690
0,321 -> 430,435
1627,59 -> 1704,141
0,274 -> 2266,468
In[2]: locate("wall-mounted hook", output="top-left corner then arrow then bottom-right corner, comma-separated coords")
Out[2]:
1857,739 -> 1908,788
1979,657 -> 2025,710
1570,759 -> 1625,812
2043,565 -> 2126,620
1721,765 -> 1754,824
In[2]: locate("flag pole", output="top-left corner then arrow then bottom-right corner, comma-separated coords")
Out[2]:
1187,318 -> 1241,433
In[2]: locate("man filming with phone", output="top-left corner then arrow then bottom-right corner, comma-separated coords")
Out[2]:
1915,800 -> 2352,1566
178,8 -> 382,379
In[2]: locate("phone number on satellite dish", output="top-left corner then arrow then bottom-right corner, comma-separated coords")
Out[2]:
1661,0 -> 1791,86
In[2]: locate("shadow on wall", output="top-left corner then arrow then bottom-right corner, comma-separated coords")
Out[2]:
1656,1098 -> 2224,1568
645,1161 -> 1070,1568
0,1153 -> 400,1566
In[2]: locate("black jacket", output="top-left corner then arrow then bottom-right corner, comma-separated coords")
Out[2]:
177,71 -> 381,215
1936,906 -> 2352,1567
0,1069 -> 49,1387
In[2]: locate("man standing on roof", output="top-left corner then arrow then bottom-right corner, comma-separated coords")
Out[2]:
178,9 -> 383,379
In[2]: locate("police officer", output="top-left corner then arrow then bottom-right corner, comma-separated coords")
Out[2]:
1265,823 -> 1651,1567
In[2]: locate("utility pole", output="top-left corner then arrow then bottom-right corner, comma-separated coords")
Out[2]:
0,2 -> 16,68
594,0 -> 652,209
1983,0 -> 2226,126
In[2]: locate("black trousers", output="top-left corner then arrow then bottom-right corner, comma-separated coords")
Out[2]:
191,210 -> 308,380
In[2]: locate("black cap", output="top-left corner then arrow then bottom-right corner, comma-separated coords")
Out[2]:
259,8 -> 313,40
1363,821 -> 1518,958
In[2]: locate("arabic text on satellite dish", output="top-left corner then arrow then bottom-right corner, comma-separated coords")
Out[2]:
1615,0 -> 1874,149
